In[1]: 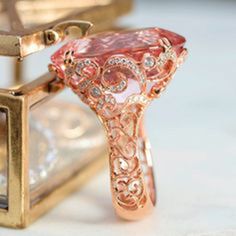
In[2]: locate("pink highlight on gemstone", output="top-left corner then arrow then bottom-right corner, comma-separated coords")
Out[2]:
81,65 -> 97,78
102,67 -> 132,86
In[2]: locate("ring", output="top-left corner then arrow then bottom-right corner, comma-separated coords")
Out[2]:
50,27 -> 187,220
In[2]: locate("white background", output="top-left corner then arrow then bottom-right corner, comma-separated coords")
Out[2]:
1,0 -> 236,235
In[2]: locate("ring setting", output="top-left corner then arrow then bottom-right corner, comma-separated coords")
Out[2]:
50,27 -> 187,220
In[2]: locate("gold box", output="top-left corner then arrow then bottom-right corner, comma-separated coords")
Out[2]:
0,0 -> 133,228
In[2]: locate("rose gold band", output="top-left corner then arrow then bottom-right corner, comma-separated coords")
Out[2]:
104,103 -> 156,220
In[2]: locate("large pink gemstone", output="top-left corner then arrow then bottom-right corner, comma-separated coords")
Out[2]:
51,28 -> 186,79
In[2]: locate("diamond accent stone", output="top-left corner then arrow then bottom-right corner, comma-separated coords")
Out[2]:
143,56 -> 155,68
90,86 -> 101,98
85,59 -> 91,65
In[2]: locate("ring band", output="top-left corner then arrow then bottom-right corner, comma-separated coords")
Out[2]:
50,27 -> 187,220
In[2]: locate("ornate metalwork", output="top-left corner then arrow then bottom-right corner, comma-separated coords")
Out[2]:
50,32 -> 187,218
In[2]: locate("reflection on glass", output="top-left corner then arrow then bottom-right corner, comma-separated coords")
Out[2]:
29,99 -> 106,206
15,0 -> 112,27
0,109 -> 8,209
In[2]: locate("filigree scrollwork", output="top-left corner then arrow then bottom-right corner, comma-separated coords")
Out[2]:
107,103 -> 147,210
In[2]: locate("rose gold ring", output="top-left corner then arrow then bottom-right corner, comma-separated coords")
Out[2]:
49,27 -> 187,220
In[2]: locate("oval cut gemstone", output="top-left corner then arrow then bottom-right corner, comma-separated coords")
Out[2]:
51,27 -> 187,106
51,27 -> 186,79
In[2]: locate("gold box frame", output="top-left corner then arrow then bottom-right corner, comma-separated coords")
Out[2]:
0,0 -> 132,57
0,0 -> 133,228
0,74 -> 107,228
